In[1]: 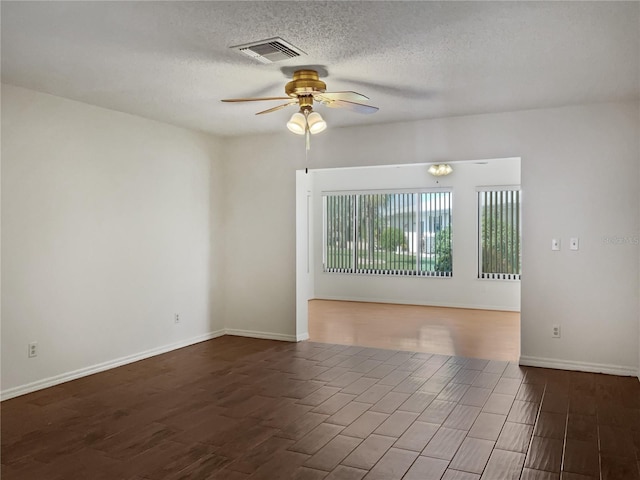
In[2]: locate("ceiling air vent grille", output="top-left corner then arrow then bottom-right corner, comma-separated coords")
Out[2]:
232,37 -> 305,64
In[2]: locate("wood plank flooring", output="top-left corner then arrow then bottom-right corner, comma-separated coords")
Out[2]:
309,300 -> 520,362
2,335 -> 639,480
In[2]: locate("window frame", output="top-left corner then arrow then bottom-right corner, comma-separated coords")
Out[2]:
476,185 -> 522,281
322,188 -> 453,278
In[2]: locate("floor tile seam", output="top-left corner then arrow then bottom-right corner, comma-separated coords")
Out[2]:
303,436 -> 364,472
337,431 -> 379,441
285,426 -> 346,454
553,408 -> 569,477
595,421 -> 605,478
324,404 -> 374,427
385,446 -> 432,479
522,383 -> 547,471
426,398 -> 460,429
435,432 -> 489,477
350,443 -> 419,477
467,413 -> 509,443
337,436 -> 395,471
420,426 -> 472,473
296,390 -> 344,408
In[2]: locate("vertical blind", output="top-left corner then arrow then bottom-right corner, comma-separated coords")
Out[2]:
478,189 -> 521,280
323,191 -> 452,277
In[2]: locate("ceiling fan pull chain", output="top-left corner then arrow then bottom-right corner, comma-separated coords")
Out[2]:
304,127 -> 309,174
304,109 -> 311,152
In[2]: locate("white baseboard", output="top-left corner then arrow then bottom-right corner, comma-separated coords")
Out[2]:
519,355 -> 638,377
313,295 -> 520,312
224,328 -> 299,343
1,330 -> 225,401
297,332 -> 310,341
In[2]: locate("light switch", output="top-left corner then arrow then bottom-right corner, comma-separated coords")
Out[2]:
570,237 -> 579,250
551,238 -> 560,251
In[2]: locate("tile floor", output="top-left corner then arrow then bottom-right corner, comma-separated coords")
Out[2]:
309,300 -> 520,362
2,336 -> 639,479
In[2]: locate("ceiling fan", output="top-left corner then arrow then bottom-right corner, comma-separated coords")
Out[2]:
221,69 -> 378,137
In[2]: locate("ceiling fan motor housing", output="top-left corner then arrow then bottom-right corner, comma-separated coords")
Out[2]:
285,70 -> 327,97
221,68 -> 378,115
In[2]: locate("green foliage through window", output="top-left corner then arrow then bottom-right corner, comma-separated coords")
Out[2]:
379,227 -> 406,252
479,189 -> 521,280
435,226 -> 452,273
323,191 -> 452,277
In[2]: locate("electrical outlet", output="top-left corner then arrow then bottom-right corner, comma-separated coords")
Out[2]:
174,314 -> 180,324
552,325 -> 561,338
28,342 -> 38,358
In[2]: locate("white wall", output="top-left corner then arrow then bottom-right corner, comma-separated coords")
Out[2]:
1,85 -> 225,397
219,135 -> 311,341
224,102 -> 639,375
311,160 -> 521,311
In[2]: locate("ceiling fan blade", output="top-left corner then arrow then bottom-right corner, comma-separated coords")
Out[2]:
334,78 -> 436,100
323,99 -> 379,114
315,91 -> 370,102
255,101 -> 298,115
221,97 -> 291,103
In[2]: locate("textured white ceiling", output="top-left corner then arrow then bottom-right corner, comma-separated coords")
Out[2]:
2,1 -> 639,136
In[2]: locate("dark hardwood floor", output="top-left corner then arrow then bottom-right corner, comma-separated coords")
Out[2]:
2,335 -> 639,479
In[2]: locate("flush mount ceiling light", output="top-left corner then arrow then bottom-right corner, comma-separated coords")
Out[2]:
428,164 -> 453,176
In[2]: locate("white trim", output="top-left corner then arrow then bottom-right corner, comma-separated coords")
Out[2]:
224,328 -> 298,343
1,330 -> 226,401
314,295 -> 521,312
519,355 -> 638,377
1,328 -> 308,401
476,185 -> 521,192
296,170 -> 312,350
321,186 -> 452,196
309,157 -> 521,173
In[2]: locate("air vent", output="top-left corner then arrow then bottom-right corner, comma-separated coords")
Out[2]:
232,37 -> 305,64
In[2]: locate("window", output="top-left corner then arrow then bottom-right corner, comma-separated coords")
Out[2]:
478,188 -> 521,280
323,191 -> 452,277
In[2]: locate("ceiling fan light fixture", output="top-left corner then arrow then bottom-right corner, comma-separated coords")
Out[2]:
307,111 -> 327,134
222,69 -> 379,144
428,164 -> 453,176
287,112 -> 306,135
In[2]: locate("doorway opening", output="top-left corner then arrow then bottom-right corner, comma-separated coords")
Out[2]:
296,158 -> 521,361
